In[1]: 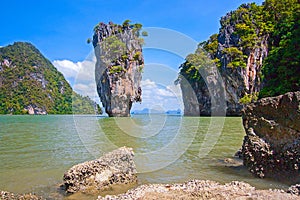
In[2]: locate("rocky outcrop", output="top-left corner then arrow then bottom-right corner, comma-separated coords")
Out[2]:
93,21 -> 143,117
62,147 -> 137,194
24,104 -> 47,115
0,191 -> 44,200
98,180 -> 299,200
242,92 -> 300,179
179,4 -> 268,116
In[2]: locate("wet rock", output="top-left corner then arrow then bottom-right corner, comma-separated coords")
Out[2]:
98,180 -> 299,200
62,147 -> 137,194
93,22 -> 143,117
288,184 -> 300,196
234,148 -> 243,159
222,158 -> 243,167
0,191 -> 44,200
242,92 -> 300,179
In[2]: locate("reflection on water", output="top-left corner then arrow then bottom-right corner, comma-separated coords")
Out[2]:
0,115 -> 294,199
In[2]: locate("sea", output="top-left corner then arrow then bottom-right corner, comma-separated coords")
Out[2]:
0,115 -> 293,199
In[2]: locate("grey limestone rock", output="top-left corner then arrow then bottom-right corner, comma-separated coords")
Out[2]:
242,91 -> 300,179
180,5 -> 268,116
62,147 -> 137,194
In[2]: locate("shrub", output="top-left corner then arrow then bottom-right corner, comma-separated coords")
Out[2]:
109,65 -> 124,74
142,31 -> 148,36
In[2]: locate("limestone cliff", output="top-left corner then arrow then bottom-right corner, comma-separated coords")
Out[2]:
179,4 -> 268,116
93,21 -> 143,117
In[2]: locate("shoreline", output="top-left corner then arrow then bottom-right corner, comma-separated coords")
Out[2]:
97,180 -> 300,200
1,179 -> 299,200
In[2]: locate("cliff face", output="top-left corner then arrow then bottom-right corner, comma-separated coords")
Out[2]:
179,4 -> 268,116
217,9 -> 268,115
93,22 -> 143,117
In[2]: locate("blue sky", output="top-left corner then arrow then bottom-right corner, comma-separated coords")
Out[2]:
1,0 -> 264,111
1,0 -> 263,61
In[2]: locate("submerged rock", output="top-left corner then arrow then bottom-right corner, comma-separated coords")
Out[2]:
288,184 -> 300,196
242,92 -> 300,179
0,191 -> 44,200
93,21 -> 143,117
98,180 -> 299,200
62,147 -> 137,194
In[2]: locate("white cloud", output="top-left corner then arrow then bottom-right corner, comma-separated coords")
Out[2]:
53,60 -> 81,79
52,53 -> 96,84
52,57 -> 183,111
134,79 -> 183,111
52,53 -> 100,103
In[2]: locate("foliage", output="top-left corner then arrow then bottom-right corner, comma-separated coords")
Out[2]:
0,42 -> 102,114
198,34 -> 221,67
222,47 -> 247,68
138,65 -> 144,73
72,92 -> 102,114
179,48 -> 215,82
100,35 -> 126,63
133,51 -> 142,61
259,0 -> 300,97
122,19 -> 131,28
142,31 -> 148,36
239,93 -> 258,104
94,20 -> 145,78
109,65 -> 124,74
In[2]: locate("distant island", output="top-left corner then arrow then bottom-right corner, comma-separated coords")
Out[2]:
0,42 -> 102,115
131,108 -> 182,115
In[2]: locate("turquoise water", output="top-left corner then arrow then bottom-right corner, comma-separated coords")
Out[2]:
0,115 -> 292,199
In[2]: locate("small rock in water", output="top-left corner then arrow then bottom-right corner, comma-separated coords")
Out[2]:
62,147 -> 137,194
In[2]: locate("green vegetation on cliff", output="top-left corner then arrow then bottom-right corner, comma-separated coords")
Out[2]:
180,0 -> 300,100
0,42 -> 101,114
260,0 -> 300,97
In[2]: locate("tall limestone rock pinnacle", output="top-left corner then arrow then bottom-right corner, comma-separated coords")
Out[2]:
93,21 -> 144,117
179,4 -> 269,116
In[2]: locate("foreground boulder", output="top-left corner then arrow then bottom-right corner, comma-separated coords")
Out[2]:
0,191 -> 44,200
63,147 -> 137,194
242,92 -> 300,179
98,180 -> 299,200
